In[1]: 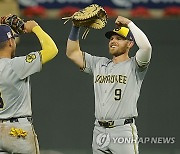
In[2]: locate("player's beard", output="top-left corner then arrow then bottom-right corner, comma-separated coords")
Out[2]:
109,46 -> 127,57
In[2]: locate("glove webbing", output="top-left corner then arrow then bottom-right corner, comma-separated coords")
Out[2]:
6,15 -> 24,34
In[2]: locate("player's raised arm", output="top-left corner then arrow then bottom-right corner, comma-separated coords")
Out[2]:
24,20 -> 58,64
66,26 -> 84,69
115,16 -> 152,67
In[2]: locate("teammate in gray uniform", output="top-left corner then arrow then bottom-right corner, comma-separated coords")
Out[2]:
66,15 -> 152,154
0,21 -> 58,153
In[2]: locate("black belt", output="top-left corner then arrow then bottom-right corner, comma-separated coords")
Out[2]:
98,118 -> 134,128
0,116 -> 33,123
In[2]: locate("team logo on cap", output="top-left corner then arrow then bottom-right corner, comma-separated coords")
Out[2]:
114,28 -> 120,31
25,54 -> 36,63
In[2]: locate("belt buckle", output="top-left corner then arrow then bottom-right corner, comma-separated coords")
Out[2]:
107,121 -> 114,128
99,120 -> 114,128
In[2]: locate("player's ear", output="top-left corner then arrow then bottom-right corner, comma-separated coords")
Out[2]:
128,40 -> 134,49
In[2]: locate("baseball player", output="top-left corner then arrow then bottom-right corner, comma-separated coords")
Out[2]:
0,20 -> 58,153
66,15 -> 152,154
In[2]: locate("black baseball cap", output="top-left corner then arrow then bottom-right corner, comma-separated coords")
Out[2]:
105,27 -> 134,41
0,24 -> 18,43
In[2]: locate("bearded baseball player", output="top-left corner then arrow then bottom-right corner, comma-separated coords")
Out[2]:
0,20 -> 58,153
66,15 -> 152,154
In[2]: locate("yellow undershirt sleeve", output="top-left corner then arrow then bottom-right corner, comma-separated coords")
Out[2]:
32,26 -> 58,64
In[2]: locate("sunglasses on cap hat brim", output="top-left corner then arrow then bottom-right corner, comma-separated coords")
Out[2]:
105,31 -> 127,40
105,27 -> 134,41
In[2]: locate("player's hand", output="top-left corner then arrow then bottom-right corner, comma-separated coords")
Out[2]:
24,20 -> 39,33
115,16 -> 131,27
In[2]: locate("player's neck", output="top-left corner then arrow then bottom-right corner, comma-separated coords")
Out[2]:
0,50 -> 12,59
112,54 -> 130,64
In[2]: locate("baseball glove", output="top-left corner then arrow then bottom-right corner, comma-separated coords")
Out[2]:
62,4 -> 108,39
0,14 -> 25,34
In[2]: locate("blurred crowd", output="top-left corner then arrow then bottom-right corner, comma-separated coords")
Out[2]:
0,0 -> 180,19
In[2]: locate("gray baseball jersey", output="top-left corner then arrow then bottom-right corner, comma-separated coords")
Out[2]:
0,51 -> 42,119
83,52 -> 148,120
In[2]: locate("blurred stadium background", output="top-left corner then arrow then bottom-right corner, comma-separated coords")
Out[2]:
0,0 -> 180,154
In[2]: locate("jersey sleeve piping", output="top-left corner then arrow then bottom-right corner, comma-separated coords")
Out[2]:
80,52 -> 86,71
